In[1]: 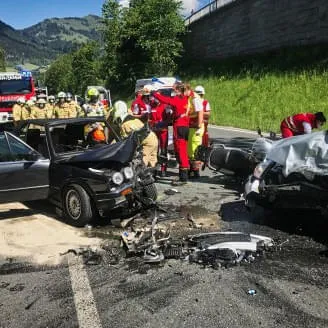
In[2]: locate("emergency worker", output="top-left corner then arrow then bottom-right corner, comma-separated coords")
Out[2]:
131,86 -> 152,122
113,100 -> 158,168
280,112 -> 326,138
31,99 -> 51,119
66,92 -> 83,117
186,84 -> 204,179
54,92 -> 71,118
12,97 -> 25,126
22,100 -> 34,120
195,86 -> 211,147
130,90 -> 143,115
153,82 -> 190,185
48,95 -> 56,117
150,96 -> 170,177
82,88 -> 105,117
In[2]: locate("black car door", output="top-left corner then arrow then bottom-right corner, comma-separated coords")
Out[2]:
0,132 -> 50,203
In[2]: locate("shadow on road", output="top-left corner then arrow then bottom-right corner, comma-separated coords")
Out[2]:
220,200 -> 328,245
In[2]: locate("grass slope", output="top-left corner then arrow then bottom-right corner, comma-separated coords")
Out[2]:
183,45 -> 328,132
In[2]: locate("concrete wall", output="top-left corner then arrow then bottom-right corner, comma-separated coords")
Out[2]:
184,0 -> 328,60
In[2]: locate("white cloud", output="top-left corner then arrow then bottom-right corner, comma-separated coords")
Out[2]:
118,0 -> 202,14
181,0 -> 201,15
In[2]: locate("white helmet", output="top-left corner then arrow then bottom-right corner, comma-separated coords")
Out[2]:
17,97 -> 26,104
113,101 -> 128,123
195,85 -> 205,95
142,84 -> 154,96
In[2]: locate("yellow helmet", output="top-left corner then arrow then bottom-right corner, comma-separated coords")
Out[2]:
87,88 -> 99,97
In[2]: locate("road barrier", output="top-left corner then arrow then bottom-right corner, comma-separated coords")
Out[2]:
185,0 -> 237,26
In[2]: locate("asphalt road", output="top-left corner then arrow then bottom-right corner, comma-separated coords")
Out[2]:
1,126 -> 328,328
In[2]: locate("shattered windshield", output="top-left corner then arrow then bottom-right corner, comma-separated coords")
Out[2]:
50,121 -> 118,155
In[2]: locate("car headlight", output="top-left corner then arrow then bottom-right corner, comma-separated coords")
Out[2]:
112,172 -> 124,185
253,159 -> 272,179
123,166 -> 134,179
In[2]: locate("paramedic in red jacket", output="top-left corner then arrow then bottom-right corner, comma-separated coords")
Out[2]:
153,82 -> 190,184
280,112 -> 326,138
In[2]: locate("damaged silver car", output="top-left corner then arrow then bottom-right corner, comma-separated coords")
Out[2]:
245,131 -> 328,214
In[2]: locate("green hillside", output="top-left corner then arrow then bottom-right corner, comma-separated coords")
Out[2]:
183,46 -> 328,132
0,15 -> 101,66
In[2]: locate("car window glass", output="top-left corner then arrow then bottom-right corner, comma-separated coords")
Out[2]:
7,134 -> 36,161
50,121 -> 118,154
0,134 -> 11,162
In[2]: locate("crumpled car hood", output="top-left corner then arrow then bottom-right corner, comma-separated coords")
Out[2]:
266,131 -> 328,177
60,132 -> 138,165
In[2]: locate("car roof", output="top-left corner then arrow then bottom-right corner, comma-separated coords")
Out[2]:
20,117 -> 107,127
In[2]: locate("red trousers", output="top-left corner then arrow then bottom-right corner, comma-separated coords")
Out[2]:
156,129 -> 168,152
173,124 -> 189,169
202,122 -> 209,146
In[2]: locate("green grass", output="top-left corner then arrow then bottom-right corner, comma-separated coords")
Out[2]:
187,70 -> 328,132
182,44 -> 328,132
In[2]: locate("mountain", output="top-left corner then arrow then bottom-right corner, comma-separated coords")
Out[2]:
0,15 -> 101,66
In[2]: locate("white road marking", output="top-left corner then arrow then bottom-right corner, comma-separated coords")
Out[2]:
68,254 -> 103,328
208,124 -> 259,135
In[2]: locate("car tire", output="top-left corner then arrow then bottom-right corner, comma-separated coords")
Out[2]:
63,184 -> 94,227
143,183 -> 158,202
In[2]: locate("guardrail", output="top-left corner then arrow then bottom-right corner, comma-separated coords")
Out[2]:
185,0 -> 238,25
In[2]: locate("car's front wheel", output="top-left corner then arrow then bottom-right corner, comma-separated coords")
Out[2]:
63,184 -> 94,227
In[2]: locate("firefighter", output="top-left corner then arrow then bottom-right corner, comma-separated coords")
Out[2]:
131,86 -> 151,122
153,82 -> 190,185
280,112 -> 326,138
48,95 -> 56,117
31,99 -> 52,119
194,86 -> 211,147
12,97 -> 25,126
54,92 -> 71,118
186,84 -> 204,179
83,88 -> 105,117
22,99 -> 34,120
66,92 -> 83,117
113,100 -> 158,168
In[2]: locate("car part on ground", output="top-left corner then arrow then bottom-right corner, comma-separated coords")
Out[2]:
245,131 -> 328,214
120,208 -> 274,268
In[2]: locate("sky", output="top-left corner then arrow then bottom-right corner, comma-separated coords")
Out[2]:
0,0 -> 207,30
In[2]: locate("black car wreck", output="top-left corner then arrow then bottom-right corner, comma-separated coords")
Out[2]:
0,118 -> 157,226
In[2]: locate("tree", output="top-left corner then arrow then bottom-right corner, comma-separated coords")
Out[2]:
101,0 -> 185,90
0,47 -> 5,71
71,42 -> 102,95
44,54 -> 74,95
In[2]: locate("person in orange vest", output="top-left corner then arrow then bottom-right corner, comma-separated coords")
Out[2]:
280,112 -> 326,138
86,123 -> 106,146
185,84 -> 204,179
194,85 -> 211,147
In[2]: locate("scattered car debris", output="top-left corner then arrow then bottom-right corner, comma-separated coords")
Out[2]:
119,207 -> 275,270
164,188 -> 180,195
9,283 -> 25,292
25,297 -> 41,310
60,247 -> 103,265
247,289 -> 257,296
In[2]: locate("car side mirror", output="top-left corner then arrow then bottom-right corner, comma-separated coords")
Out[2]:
28,151 -> 41,161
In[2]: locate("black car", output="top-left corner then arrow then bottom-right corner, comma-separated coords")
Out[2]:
0,118 -> 157,227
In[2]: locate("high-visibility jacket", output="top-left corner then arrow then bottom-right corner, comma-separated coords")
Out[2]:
281,113 -> 317,134
131,96 -> 150,117
188,91 -> 203,128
